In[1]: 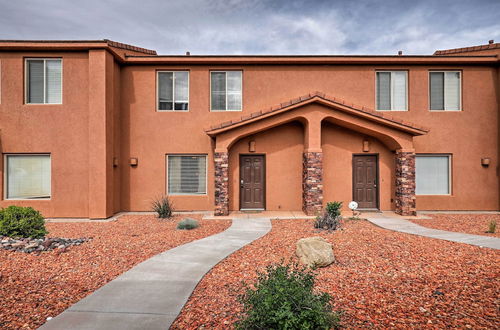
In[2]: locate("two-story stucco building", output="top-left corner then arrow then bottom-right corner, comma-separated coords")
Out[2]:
0,39 -> 499,219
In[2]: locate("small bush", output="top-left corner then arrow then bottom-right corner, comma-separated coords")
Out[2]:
177,218 -> 199,230
237,262 -> 340,329
152,196 -> 174,219
486,220 -> 496,233
0,206 -> 48,238
315,201 -> 343,231
325,201 -> 342,218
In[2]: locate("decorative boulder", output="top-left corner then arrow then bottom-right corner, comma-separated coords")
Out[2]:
296,237 -> 334,268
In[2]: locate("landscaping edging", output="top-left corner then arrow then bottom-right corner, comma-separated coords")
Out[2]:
0,236 -> 90,253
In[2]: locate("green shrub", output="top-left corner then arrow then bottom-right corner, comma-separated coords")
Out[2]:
315,201 -> 343,231
236,262 -> 341,329
177,218 -> 199,230
325,201 -> 342,218
152,196 -> 174,218
486,220 -> 496,233
0,206 -> 48,238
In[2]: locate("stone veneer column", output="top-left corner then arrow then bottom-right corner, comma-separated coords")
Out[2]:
214,152 -> 229,216
395,150 -> 417,216
302,152 -> 323,216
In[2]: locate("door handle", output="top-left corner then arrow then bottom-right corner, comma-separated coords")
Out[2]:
240,179 -> 244,188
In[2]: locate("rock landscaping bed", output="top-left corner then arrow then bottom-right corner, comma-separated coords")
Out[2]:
0,237 -> 90,253
0,214 -> 230,330
173,219 -> 499,329
411,214 -> 500,237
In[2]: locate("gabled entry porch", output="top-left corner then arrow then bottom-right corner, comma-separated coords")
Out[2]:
206,92 -> 428,217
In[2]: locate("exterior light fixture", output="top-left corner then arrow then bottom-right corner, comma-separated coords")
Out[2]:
249,140 -> 256,152
481,158 -> 490,167
363,140 -> 370,152
129,158 -> 138,166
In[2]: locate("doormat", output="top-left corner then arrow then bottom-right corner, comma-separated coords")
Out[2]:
241,210 -> 263,214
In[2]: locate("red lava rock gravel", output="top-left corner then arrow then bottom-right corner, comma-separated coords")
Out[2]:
412,214 -> 500,238
0,214 -> 230,330
173,219 -> 500,329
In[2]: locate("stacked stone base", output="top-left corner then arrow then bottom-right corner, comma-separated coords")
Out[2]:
214,152 -> 229,216
395,151 -> 416,216
302,152 -> 323,216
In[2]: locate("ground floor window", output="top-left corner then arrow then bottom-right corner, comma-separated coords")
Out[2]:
167,155 -> 207,195
5,154 -> 51,199
415,154 -> 451,195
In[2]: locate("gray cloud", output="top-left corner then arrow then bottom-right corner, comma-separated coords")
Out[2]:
0,0 -> 499,55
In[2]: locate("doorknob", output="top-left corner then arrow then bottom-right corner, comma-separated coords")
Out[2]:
240,179 -> 244,187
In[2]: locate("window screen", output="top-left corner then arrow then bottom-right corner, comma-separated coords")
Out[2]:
430,71 -> 460,110
376,71 -> 407,110
158,71 -> 189,111
416,155 -> 450,195
211,71 -> 242,111
6,155 -> 51,199
167,155 -> 207,194
27,59 -> 62,104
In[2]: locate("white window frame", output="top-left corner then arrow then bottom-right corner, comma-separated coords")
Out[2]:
156,71 -> 190,112
375,70 -> 408,111
166,154 -> 208,196
210,70 -> 243,112
25,58 -> 63,105
4,153 -> 52,200
428,70 -> 462,112
415,154 -> 452,196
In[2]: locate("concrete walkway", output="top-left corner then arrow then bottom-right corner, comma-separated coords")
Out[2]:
40,217 -> 272,330
366,214 -> 500,250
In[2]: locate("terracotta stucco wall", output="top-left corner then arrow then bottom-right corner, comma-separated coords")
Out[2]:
1,53 -> 498,216
228,122 -> 304,211
322,122 -> 395,211
0,52 -> 91,217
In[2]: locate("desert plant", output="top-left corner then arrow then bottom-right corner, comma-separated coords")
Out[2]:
151,195 -> 174,218
177,218 -> 199,230
315,201 -> 342,231
236,262 -> 341,329
486,220 -> 497,233
0,206 -> 48,238
325,201 -> 342,218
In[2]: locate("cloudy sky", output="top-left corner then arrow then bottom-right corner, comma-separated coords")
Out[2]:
1,0 -> 499,55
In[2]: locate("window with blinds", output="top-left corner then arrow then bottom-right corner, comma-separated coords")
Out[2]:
416,155 -> 451,195
5,154 -> 51,199
167,155 -> 207,194
429,71 -> 461,110
376,71 -> 407,111
157,71 -> 189,111
26,59 -> 62,104
211,71 -> 242,111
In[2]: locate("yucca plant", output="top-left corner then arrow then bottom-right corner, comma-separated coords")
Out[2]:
151,196 -> 174,219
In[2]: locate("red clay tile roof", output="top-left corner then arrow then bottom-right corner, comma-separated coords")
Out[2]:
434,42 -> 500,55
104,39 -> 157,55
206,92 -> 429,135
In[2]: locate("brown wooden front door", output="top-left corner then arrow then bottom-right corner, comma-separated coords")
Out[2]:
240,155 -> 265,210
353,155 -> 378,209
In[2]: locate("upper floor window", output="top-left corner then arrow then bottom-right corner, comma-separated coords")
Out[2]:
429,71 -> 461,111
5,154 -> 51,199
26,59 -> 62,104
211,71 -> 242,111
376,71 -> 407,111
157,71 -> 189,111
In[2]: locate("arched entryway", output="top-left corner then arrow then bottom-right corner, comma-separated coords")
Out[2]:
206,92 -> 428,216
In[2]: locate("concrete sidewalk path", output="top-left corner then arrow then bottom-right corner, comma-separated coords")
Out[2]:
40,217 -> 272,330
366,214 -> 500,250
